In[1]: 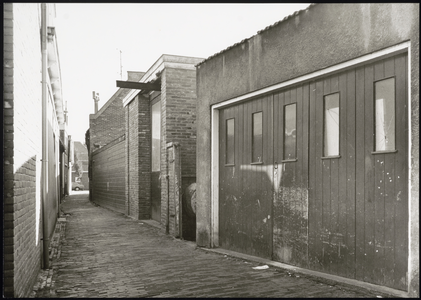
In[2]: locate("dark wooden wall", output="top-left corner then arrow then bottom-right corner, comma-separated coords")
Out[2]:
218,52 -> 408,291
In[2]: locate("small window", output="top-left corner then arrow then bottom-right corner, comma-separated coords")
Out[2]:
375,78 -> 395,151
284,103 -> 297,160
252,112 -> 263,163
226,118 -> 235,165
324,93 -> 340,157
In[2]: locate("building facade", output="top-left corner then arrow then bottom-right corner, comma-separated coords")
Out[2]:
3,3 -> 68,297
88,71 -> 144,213
195,3 -> 419,297
122,54 -> 203,240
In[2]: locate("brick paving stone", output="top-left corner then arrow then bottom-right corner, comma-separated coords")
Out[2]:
31,192 -> 398,298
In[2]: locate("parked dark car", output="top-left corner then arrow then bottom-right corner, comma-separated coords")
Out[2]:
72,182 -> 84,191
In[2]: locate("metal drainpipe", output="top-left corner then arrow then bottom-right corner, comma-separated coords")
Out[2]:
41,3 -> 49,269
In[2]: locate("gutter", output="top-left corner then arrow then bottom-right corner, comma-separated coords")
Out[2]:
41,3 -> 49,269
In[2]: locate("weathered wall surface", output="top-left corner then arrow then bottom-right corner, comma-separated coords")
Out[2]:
3,4 -> 42,297
91,137 -> 126,214
3,3 -> 62,297
197,4 -> 419,105
196,3 -> 419,296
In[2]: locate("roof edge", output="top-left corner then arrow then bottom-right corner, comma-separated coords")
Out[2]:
196,3 -> 315,67
122,54 -> 204,107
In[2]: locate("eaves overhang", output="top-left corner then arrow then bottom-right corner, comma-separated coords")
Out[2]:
121,54 -> 204,107
47,26 -> 65,125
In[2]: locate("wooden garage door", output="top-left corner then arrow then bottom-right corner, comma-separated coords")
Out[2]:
308,52 -> 408,290
219,95 -> 273,259
218,52 -> 408,290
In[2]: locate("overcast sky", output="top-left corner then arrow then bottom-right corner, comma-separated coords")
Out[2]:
54,3 -> 311,143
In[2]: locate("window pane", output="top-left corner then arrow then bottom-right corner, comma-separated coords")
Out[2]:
226,118 -> 235,164
284,103 -> 297,160
252,112 -> 263,163
151,101 -> 161,171
324,93 -> 340,156
375,78 -> 395,151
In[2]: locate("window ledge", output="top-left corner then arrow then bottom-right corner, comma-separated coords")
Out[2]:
372,150 -> 398,155
321,155 -> 341,160
250,162 -> 263,165
224,164 -> 235,167
281,159 -> 297,163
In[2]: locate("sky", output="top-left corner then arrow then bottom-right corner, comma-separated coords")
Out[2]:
54,3 -> 311,143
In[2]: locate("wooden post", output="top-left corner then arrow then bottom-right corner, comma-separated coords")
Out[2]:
167,142 -> 181,238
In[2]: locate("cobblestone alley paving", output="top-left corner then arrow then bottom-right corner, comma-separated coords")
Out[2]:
33,192 -> 394,298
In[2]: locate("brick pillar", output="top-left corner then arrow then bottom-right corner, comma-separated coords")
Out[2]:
125,106 -> 129,216
126,94 -> 151,220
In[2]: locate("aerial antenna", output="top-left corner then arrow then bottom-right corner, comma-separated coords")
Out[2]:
119,49 -> 123,80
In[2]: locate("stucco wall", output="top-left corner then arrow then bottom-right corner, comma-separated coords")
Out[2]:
196,3 -> 419,296
197,4 -> 419,104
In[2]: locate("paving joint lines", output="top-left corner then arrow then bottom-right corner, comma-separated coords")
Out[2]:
31,193 -> 400,298
31,215 -> 67,298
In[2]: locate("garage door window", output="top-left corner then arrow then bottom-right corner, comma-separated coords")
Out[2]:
226,118 -> 235,165
252,112 -> 263,163
324,93 -> 340,157
375,77 -> 395,151
284,103 -> 297,160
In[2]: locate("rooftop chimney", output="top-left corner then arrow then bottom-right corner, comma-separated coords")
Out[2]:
92,91 -> 100,114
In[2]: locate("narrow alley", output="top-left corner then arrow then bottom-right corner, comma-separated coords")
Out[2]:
32,192 -> 393,298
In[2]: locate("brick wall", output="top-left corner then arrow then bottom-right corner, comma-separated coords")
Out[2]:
160,67 -> 198,231
89,90 -> 127,150
3,3 -> 43,297
89,72 -> 144,208
127,99 -> 139,218
160,71 -> 169,227
92,136 -> 126,214
164,67 -> 197,177
89,72 -> 144,151
137,94 -> 152,219
126,94 -> 151,219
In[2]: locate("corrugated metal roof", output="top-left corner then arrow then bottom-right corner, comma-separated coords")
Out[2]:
196,4 -> 315,67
